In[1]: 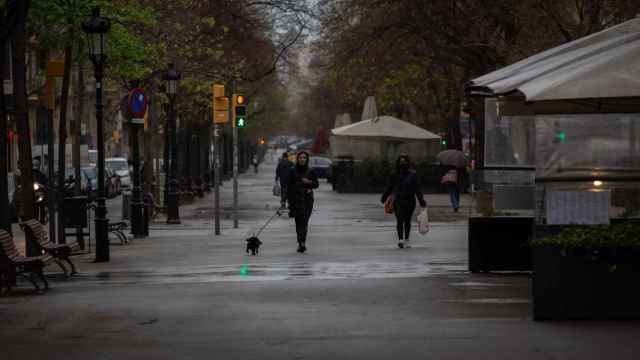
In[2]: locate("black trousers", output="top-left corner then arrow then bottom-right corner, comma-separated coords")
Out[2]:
280,182 -> 288,205
394,200 -> 415,240
294,207 -> 313,244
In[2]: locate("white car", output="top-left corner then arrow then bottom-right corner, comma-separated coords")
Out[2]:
105,157 -> 131,189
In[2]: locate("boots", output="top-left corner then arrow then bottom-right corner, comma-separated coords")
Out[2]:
297,242 -> 306,253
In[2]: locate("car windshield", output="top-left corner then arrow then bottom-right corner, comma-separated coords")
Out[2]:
106,161 -> 128,171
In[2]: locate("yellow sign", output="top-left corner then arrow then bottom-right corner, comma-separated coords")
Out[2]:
212,83 -> 229,124
45,60 -> 65,77
213,84 -> 225,98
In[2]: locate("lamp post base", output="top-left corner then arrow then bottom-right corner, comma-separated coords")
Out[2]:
166,190 -> 181,224
94,211 -> 110,262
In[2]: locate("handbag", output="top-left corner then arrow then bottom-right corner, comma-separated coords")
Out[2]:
272,183 -> 281,197
417,208 -> 430,235
384,194 -> 395,214
441,170 -> 457,184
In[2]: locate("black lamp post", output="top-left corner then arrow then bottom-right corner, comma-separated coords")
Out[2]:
164,63 -> 181,224
129,81 -> 145,238
82,7 -> 111,262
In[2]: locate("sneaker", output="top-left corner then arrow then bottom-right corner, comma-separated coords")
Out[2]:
404,239 -> 412,248
397,240 -> 404,249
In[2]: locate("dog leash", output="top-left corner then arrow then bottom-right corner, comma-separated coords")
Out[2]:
251,208 -> 283,237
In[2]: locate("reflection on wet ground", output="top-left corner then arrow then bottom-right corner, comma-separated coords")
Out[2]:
62,261 -> 467,286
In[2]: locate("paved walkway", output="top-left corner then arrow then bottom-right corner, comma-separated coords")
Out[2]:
2,152 -> 640,360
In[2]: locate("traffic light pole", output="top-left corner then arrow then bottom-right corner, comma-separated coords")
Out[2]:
213,124 -> 220,235
233,126 -> 238,229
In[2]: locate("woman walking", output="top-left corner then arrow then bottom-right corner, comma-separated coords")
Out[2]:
441,166 -> 460,212
287,151 -> 319,253
381,155 -> 427,249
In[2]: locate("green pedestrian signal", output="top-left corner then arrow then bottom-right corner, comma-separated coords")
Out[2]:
558,131 -> 566,142
232,94 -> 247,128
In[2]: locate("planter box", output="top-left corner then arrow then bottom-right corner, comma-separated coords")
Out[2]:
468,216 -> 533,272
532,245 -> 640,320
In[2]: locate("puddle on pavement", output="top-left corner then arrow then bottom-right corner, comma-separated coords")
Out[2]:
67,261 -> 467,286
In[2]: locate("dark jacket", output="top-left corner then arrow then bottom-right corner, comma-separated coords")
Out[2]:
275,159 -> 292,183
287,166 -> 319,216
381,169 -> 426,207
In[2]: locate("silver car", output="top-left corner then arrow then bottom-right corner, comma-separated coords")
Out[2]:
105,157 -> 131,189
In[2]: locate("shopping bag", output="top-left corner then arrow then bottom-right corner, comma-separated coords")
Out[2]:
272,183 -> 281,197
417,208 -> 430,235
440,170 -> 458,184
384,195 -> 395,214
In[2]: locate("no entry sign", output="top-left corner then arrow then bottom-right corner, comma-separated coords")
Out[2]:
128,87 -> 149,124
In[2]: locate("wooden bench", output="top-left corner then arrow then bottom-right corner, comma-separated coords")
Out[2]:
21,219 -> 81,277
0,229 -> 53,292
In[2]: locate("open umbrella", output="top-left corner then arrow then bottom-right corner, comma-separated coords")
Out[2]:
437,149 -> 466,168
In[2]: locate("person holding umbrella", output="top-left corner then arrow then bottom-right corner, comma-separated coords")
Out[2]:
437,149 -> 465,212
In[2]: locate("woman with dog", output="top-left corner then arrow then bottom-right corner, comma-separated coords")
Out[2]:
381,155 -> 427,249
287,151 -> 319,253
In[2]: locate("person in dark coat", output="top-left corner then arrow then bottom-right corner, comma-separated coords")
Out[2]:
381,155 -> 427,249
275,152 -> 292,208
287,151 -> 319,253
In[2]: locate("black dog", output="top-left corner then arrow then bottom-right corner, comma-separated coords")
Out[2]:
246,236 -> 262,255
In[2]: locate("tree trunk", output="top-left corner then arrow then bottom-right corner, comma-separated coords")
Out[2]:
0,41 -> 9,234
73,54 -> 85,194
57,43 -> 72,243
11,0 -> 37,255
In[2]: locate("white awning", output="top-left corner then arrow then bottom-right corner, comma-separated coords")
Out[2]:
468,18 -> 640,101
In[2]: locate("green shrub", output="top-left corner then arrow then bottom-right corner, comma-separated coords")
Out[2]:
531,223 -> 640,251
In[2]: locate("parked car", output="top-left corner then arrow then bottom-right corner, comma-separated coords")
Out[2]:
88,149 -> 98,166
105,157 -> 131,190
309,156 -> 332,179
82,166 -> 98,195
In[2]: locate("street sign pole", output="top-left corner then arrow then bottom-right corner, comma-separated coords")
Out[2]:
45,77 -> 56,246
127,88 -> 149,238
211,84 -> 227,235
233,125 -> 238,229
213,124 -> 220,235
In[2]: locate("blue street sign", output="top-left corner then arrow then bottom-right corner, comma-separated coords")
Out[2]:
128,87 -> 148,122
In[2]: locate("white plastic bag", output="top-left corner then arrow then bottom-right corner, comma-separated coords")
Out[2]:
417,208 -> 430,235
272,183 -> 281,197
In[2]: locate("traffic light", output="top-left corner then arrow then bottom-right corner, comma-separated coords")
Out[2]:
232,94 -> 247,128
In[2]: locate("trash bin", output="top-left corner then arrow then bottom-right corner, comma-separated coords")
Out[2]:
122,191 -> 132,220
63,196 -> 88,249
63,196 -> 88,228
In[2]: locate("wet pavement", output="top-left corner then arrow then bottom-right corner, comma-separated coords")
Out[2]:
2,151 -> 640,359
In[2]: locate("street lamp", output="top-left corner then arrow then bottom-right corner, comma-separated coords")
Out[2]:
164,63 -> 181,224
82,7 -> 111,262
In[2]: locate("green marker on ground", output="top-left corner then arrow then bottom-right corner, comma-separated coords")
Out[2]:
240,265 -> 249,277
